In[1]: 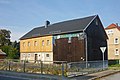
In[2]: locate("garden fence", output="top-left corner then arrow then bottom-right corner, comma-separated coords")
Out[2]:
0,59 -> 108,77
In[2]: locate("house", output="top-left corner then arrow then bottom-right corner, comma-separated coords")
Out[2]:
20,15 -> 108,63
105,23 -> 120,64
0,49 -> 6,59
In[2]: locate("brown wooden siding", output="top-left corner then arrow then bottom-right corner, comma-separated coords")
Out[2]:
53,37 -> 85,62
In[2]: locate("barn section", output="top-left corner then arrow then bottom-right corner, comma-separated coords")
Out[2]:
52,15 -> 108,62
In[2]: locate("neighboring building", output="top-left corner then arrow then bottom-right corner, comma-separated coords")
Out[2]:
20,15 -> 108,63
105,23 -> 120,63
0,49 -> 6,59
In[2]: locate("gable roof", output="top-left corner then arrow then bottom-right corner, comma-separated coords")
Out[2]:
105,23 -> 120,30
20,15 -> 97,40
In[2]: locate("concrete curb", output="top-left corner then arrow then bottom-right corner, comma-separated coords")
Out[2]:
89,70 -> 120,80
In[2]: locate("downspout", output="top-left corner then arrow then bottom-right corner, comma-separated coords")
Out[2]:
83,31 -> 88,68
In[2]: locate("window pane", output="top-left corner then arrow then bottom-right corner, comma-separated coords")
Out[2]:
114,38 -> 119,44
42,40 -> 44,46
23,42 -> 25,47
28,42 -> 30,46
34,41 -> 37,46
47,40 -> 50,46
46,54 -> 49,57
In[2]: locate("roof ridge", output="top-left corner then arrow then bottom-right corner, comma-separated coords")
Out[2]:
34,15 -> 97,29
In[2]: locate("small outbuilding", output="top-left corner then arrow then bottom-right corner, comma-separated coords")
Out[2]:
0,49 -> 6,59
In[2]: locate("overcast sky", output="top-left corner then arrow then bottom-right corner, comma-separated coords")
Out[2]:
0,0 -> 120,41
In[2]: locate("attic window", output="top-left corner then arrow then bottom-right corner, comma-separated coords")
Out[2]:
96,19 -> 98,25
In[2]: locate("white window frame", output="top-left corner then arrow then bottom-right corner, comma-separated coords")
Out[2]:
42,40 -> 44,46
23,42 -> 25,47
28,42 -> 30,46
28,53 -> 31,58
115,49 -> 119,55
34,41 -> 37,46
47,40 -> 50,46
107,30 -> 113,35
23,54 -> 26,57
114,38 -> 119,44
46,54 -> 49,57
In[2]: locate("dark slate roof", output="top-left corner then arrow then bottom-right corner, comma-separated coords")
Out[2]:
20,15 -> 97,40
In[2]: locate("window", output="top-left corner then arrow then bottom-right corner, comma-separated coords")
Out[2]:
42,40 -> 44,46
47,40 -> 50,46
107,30 -> 113,35
114,38 -> 119,44
115,49 -> 119,55
28,42 -> 30,46
28,53 -> 31,58
96,19 -> 98,25
46,54 -> 49,57
23,54 -> 26,57
34,41 -> 37,46
23,42 -> 25,47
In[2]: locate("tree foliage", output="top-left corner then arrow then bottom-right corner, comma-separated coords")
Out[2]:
0,29 -> 11,47
0,29 -> 20,59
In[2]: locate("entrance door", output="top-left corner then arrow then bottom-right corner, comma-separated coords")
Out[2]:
35,54 -> 38,63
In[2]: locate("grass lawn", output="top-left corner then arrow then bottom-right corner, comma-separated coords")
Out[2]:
108,64 -> 120,70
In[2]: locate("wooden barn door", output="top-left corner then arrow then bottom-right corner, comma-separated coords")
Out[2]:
53,37 -> 85,62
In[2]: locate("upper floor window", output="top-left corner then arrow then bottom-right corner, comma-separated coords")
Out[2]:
42,40 -> 44,46
23,42 -> 25,47
47,40 -> 50,46
107,30 -> 113,35
34,41 -> 37,46
115,49 -> 119,55
114,38 -> 119,44
28,42 -> 30,46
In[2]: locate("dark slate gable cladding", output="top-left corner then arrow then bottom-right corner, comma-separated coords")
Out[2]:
20,15 -> 96,40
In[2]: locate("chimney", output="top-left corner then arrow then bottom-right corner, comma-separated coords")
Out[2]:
116,23 -> 118,27
45,20 -> 50,28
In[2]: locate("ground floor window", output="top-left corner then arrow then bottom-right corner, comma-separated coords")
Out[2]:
115,49 -> 119,55
46,54 -> 49,57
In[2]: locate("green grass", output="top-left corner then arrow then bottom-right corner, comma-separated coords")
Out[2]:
108,64 -> 120,70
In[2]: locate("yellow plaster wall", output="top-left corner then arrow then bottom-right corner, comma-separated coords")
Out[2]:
20,36 -> 53,53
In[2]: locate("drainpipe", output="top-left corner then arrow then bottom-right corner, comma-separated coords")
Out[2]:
84,31 -> 88,68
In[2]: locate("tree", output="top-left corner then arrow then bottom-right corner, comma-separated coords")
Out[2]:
0,29 -> 20,59
0,29 -> 11,47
